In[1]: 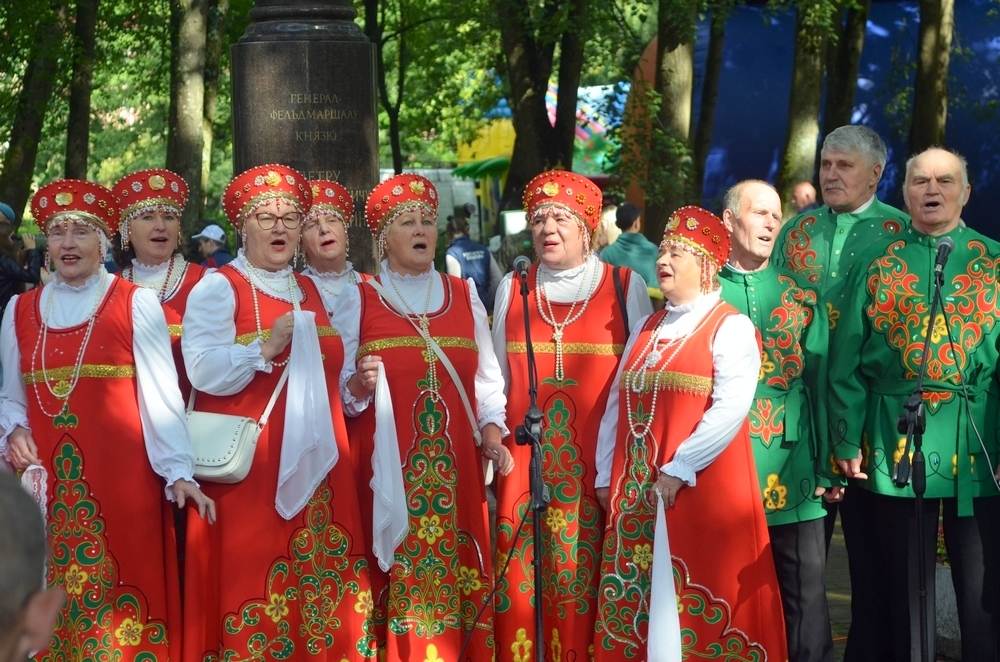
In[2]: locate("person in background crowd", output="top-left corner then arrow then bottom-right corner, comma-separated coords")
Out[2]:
445,214 -> 502,311
772,124 -> 909,662
600,202 -> 659,291
0,202 -> 43,319
491,171 -> 650,662
112,169 -> 208,401
592,202 -> 622,257
333,173 -> 512,661
829,147 -> 1000,661
594,205 -> 784,661
301,180 -> 370,317
0,472 -> 64,662
792,181 -> 819,213
192,223 -> 234,268
181,164 -> 376,661
1,178 -> 214,661
719,180 -> 840,662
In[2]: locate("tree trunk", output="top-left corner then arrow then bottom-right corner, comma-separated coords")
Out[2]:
643,0 -> 697,243
776,5 -> 826,219
496,0 -> 584,211
0,3 -> 66,225
201,0 -> 229,217
167,0 -> 208,237
362,0 -> 406,174
909,0 -> 954,154
65,0 -> 99,180
693,9 -> 726,201
822,0 -> 870,139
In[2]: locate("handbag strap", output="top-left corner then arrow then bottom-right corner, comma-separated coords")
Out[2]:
187,361 -> 291,431
368,278 -> 483,447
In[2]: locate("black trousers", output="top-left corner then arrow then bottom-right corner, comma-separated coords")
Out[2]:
837,484 -> 894,662
769,518 -> 834,662
875,493 -> 1000,662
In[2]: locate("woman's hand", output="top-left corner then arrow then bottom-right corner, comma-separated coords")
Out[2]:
22,233 -> 36,250
173,479 -> 217,524
7,426 -> 41,469
654,473 -> 685,508
596,487 -> 609,511
480,423 -> 513,476
348,354 -> 383,399
261,312 -> 295,362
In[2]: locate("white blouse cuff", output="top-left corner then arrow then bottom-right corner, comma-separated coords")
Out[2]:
243,339 -> 272,372
162,468 -> 197,502
662,460 -> 697,487
339,372 -> 372,415
477,406 -> 509,438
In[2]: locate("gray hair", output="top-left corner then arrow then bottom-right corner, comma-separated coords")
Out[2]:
723,180 -> 776,219
822,125 -> 888,170
0,472 -> 47,638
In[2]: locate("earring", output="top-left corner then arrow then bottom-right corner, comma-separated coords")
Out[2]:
120,220 -> 131,250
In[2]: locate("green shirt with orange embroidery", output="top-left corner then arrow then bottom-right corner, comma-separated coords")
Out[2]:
720,262 -> 839,527
828,224 -> 1000,516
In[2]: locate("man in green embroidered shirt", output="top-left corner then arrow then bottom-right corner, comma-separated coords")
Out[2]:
829,148 -> 1000,660
719,180 -> 840,662
773,125 -> 909,661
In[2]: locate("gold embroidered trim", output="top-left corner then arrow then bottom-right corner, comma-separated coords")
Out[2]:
235,326 -> 339,346
358,336 -> 479,356
167,324 -> 183,337
506,341 -> 624,356
619,370 -> 714,396
22,364 -> 137,385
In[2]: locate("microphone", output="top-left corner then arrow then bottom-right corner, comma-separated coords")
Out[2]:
513,255 -> 531,280
934,236 -> 955,276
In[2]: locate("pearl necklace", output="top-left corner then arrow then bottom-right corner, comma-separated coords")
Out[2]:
245,260 -> 300,368
124,254 -> 187,303
317,269 -> 358,301
623,305 -> 717,443
31,271 -> 108,419
385,270 -> 441,419
536,259 -> 601,382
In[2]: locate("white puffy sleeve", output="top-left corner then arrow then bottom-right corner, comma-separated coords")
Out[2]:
330,283 -> 370,416
661,314 -> 759,485
0,296 -> 29,456
468,279 -> 508,435
490,273 -> 515,392
131,287 -> 196,496
182,270 -> 270,396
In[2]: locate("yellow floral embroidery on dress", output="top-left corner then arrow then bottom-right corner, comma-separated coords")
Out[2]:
457,566 -> 483,596
632,543 -> 652,571
551,628 -> 563,661
759,352 -> 776,381
893,438 -> 913,466
921,313 -> 949,344
512,628 -> 533,662
827,302 -> 840,331
355,589 -> 374,614
763,474 -> 788,511
417,515 -> 443,545
264,593 -> 289,623
544,507 -> 568,534
115,618 -> 143,647
63,563 -> 88,595
423,644 -> 444,662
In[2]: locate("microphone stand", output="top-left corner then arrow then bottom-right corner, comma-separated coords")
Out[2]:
513,267 -> 548,662
894,261 -> 946,662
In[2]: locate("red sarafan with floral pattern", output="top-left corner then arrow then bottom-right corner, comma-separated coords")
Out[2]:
15,279 -> 181,662
865,239 -> 1000,412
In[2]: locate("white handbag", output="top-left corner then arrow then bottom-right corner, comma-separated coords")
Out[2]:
188,364 -> 290,484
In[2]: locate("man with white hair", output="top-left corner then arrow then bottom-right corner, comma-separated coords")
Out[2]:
829,147 -> 1000,660
719,180 -> 839,662
773,125 -> 910,660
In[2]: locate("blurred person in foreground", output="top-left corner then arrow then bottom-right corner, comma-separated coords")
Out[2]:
829,147 -> 1000,661
594,206 -> 785,661
719,180 -> 839,662
0,472 -> 63,662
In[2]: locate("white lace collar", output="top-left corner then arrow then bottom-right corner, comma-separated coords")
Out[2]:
380,259 -> 433,282
304,261 -> 355,279
132,257 -> 171,276
665,289 -> 721,315
538,254 -> 597,280
52,267 -> 107,293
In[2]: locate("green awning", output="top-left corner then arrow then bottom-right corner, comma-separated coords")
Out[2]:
452,156 -> 510,180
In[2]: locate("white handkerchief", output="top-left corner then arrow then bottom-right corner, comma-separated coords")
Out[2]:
647,492 -> 681,661
371,362 -> 407,571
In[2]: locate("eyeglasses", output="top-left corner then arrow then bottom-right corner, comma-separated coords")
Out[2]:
252,212 -> 303,230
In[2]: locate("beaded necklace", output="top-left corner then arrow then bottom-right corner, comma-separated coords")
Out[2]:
623,302 -> 718,443
31,270 -> 108,420
385,269 -> 441,418
316,268 -> 358,301
535,258 -> 601,382
245,259 -> 300,368
123,254 -> 188,303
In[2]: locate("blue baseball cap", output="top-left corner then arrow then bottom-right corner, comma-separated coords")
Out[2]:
0,202 -> 15,223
